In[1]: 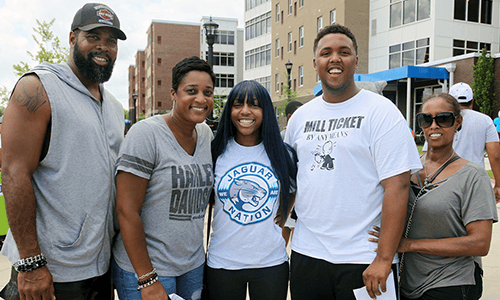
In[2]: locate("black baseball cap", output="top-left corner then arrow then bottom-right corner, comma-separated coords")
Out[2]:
71,3 -> 126,40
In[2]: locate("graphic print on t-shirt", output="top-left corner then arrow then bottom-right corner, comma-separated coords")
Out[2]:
217,162 -> 279,225
170,163 -> 213,221
311,140 -> 336,171
302,115 -> 365,172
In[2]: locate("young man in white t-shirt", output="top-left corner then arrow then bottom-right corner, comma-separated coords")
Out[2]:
284,24 -> 421,299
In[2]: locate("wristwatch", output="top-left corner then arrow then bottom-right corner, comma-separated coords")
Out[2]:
13,253 -> 47,272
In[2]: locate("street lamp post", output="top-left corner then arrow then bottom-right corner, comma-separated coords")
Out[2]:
132,93 -> 138,124
203,17 -> 219,68
203,17 -> 219,130
285,60 -> 293,101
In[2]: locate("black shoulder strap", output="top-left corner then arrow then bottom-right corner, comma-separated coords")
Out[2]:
205,191 -> 214,251
427,155 -> 460,184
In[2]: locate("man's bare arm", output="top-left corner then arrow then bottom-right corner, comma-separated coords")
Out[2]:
362,171 -> 410,299
485,141 -> 500,203
2,74 -> 53,300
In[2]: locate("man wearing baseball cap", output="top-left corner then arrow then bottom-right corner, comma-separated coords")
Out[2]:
451,82 -> 500,202
1,3 -> 126,299
423,82 -> 500,203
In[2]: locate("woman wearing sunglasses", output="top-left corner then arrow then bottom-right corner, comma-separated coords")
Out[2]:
370,93 -> 497,300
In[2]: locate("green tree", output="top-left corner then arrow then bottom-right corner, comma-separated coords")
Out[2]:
212,95 -> 226,121
1,19 -> 69,108
13,19 -> 69,76
276,72 -> 299,122
0,86 -> 10,115
471,48 -> 496,116
137,112 -> 146,122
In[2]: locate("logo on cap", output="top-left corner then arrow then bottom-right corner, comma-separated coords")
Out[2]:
71,3 -> 127,40
97,9 -> 113,21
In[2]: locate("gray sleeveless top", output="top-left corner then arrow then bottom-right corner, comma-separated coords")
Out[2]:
1,62 -> 124,282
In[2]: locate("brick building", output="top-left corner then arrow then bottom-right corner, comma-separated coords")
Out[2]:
128,20 -> 200,119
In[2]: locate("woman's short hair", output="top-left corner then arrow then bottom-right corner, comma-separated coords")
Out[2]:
171,56 -> 215,92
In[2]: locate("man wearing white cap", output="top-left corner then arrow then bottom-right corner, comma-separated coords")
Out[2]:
452,82 -> 500,201
424,82 -> 500,202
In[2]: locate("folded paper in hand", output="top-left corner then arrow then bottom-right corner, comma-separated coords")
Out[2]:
353,270 -> 397,300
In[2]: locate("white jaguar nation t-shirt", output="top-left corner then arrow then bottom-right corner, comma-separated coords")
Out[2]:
207,138 -> 288,270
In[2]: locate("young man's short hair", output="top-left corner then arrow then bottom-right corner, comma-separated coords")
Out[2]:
313,24 -> 358,55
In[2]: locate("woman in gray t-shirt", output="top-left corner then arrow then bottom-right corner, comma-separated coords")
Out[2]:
111,56 -> 216,300
370,93 -> 497,300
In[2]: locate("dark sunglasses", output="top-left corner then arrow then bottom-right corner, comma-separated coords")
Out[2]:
416,112 -> 457,129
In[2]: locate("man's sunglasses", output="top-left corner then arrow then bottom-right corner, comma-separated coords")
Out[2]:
416,112 -> 457,129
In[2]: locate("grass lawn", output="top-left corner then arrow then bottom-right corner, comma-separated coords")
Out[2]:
417,145 -> 423,155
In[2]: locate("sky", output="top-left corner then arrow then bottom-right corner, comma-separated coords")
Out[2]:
0,0 -> 244,109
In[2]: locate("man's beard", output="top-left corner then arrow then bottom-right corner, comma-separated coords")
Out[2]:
73,42 -> 115,84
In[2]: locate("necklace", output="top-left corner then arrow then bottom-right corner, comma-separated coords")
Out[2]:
423,150 -> 456,186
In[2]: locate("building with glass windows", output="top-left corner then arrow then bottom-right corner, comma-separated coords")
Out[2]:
369,0 -> 498,73
243,0 -> 273,93
364,0 -> 500,132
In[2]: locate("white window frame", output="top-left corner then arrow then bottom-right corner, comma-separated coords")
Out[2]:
330,9 -> 336,24
391,0 -> 431,28
276,4 -> 280,22
299,26 -> 304,48
276,39 -> 280,57
317,16 -> 323,32
299,66 -> 304,86
288,32 -> 292,52
288,0 -> 292,15
275,73 -> 280,93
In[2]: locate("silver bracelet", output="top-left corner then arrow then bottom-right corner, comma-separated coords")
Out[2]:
13,253 -> 47,272
138,267 -> 156,280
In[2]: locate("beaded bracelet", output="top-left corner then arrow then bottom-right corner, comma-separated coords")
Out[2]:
138,272 -> 158,286
138,268 -> 156,281
137,274 -> 159,291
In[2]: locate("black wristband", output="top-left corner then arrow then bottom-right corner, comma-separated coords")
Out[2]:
138,272 -> 158,286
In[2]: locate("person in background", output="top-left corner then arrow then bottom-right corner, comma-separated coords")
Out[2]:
285,24 -> 421,299
371,93 -> 497,300
280,100 -> 303,140
1,3 -> 126,299
207,80 -> 297,300
111,56 -> 215,300
422,82 -> 500,203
